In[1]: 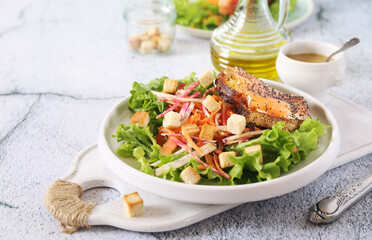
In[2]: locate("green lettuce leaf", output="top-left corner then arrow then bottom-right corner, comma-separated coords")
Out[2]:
133,147 -> 154,175
159,167 -> 182,182
270,0 -> 297,21
115,124 -> 161,166
258,161 -> 281,180
179,72 -> 209,93
227,119 -> 329,183
228,121 -> 298,169
128,77 -> 168,134
116,142 -> 136,158
174,0 -> 222,30
294,117 -> 329,160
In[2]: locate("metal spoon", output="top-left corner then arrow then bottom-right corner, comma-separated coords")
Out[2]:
325,37 -> 360,62
309,173 -> 372,224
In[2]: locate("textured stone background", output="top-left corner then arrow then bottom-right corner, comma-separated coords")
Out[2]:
0,0 -> 371,239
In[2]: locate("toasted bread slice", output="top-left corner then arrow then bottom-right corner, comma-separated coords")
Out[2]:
216,67 -> 310,131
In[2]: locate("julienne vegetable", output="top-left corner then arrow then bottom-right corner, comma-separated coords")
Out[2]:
114,71 -> 329,185
173,0 -> 298,31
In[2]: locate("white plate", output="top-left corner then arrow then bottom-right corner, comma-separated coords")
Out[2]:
176,0 -> 314,38
98,80 -> 340,204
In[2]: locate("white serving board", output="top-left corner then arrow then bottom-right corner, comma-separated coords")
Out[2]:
61,92 -> 372,232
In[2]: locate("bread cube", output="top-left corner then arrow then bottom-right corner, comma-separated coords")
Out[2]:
219,151 -> 237,169
163,111 -> 181,129
202,95 -> 221,113
123,192 -> 144,217
157,38 -> 171,52
130,111 -> 150,127
139,30 -> 149,40
180,166 -> 201,184
199,124 -> 216,140
245,144 -> 263,164
129,34 -> 140,50
182,124 -> 200,136
198,70 -> 214,88
227,114 -> 246,135
162,78 -> 178,94
150,36 -> 160,49
140,40 -> 153,54
147,27 -> 159,37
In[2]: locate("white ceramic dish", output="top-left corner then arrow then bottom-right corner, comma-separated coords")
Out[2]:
176,0 -> 314,39
47,92 -> 369,232
98,80 -> 340,204
277,41 -> 345,104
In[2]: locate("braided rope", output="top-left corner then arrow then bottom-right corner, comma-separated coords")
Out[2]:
44,179 -> 96,234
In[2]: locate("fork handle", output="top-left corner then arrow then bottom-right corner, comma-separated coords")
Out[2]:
309,173 -> 372,224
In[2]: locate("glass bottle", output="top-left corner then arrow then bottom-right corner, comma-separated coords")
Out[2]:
210,0 -> 291,80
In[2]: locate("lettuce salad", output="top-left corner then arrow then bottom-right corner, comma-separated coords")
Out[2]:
174,0 -> 298,31
114,73 -> 329,185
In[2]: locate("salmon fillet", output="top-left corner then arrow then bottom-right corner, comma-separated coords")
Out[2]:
216,67 -> 310,131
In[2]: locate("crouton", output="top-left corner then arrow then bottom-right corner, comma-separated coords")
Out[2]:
140,40 -> 153,54
129,34 -> 140,50
150,36 -> 160,49
218,151 -> 237,168
202,95 -> 221,113
139,32 -> 150,41
157,38 -> 171,52
163,78 -> 178,94
130,111 -> 150,127
123,192 -> 144,217
199,124 -> 216,140
180,166 -> 201,184
198,70 -> 214,88
163,111 -> 181,129
147,26 -> 159,37
245,144 -> 263,164
182,124 -> 200,136
227,114 -> 246,135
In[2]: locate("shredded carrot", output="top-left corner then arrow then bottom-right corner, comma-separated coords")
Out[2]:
184,116 -> 192,124
193,103 -> 204,111
196,139 -> 204,147
172,127 -> 182,134
159,138 -> 178,155
227,109 -> 234,118
214,149 -> 223,155
212,95 -> 224,102
158,127 -> 175,135
189,112 -> 201,124
197,110 -> 219,125
197,165 -> 208,170
205,154 -> 216,169
213,153 -> 228,176
183,129 -> 204,155
214,133 -> 224,141
155,133 -> 166,146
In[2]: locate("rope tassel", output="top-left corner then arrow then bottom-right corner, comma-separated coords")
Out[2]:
44,179 -> 96,234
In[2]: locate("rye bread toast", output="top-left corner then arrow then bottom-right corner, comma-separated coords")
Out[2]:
215,67 -> 310,131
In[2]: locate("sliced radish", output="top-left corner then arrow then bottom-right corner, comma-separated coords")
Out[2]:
156,101 -> 181,119
169,137 -> 230,179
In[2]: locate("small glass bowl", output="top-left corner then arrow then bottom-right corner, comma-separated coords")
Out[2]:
123,0 -> 176,56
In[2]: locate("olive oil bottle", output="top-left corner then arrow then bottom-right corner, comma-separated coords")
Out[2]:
210,0 -> 291,80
